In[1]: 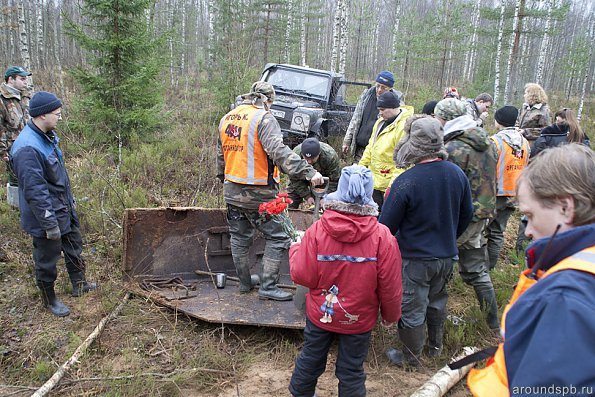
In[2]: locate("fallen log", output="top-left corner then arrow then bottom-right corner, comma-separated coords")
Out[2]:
31,292 -> 131,397
410,346 -> 479,397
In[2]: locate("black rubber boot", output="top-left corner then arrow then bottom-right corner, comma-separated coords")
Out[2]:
233,254 -> 254,293
258,258 -> 292,301
476,286 -> 500,330
386,324 -> 426,367
426,310 -> 445,358
38,281 -> 70,317
69,272 -> 98,297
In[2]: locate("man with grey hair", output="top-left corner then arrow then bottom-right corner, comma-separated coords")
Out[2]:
217,81 -> 324,301
434,98 -> 500,331
464,93 -> 493,128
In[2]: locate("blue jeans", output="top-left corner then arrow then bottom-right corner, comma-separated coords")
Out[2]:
289,318 -> 371,397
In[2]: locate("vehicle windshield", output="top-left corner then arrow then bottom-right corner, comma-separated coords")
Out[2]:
264,68 -> 330,98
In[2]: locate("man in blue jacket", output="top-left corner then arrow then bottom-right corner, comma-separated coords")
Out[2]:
10,91 -> 97,317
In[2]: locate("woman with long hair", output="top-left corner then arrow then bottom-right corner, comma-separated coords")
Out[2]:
532,108 -> 591,157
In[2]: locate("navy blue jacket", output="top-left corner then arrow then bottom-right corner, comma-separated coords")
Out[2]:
10,121 -> 78,238
504,224 -> 595,393
379,160 -> 473,259
533,123 -> 591,157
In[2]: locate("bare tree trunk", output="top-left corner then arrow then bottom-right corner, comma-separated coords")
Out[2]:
577,17 -> 595,121
330,0 -> 342,72
284,0 -> 293,63
53,0 -> 64,97
391,0 -> 401,69
180,0 -> 186,74
493,0 -> 506,105
338,0 -> 348,75
207,0 -> 215,71
36,0 -> 43,69
535,0 -> 553,84
465,0 -> 481,81
504,0 -> 521,103
17,0 -> 32,86
300,0 -> 306,66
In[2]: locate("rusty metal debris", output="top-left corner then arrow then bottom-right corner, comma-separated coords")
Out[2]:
139,276 -> 198,300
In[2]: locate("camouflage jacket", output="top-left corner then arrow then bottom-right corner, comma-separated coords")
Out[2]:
516,102 -> 551,142
342,86 -> 377,156
0,83 -> 30,159
464,99 -> 484,128
444,116 -> 497,221
288,141 -> 341,201
216,100 -> 317,210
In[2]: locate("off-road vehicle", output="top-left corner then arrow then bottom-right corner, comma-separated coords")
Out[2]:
259,63 -> 370,146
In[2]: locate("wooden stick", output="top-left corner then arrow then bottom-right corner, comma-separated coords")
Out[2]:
194,269 -> 297,290
409,346 -> 479,397
31,293 -> 131,397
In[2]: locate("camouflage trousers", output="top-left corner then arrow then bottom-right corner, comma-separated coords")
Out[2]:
225,204 -> 291,262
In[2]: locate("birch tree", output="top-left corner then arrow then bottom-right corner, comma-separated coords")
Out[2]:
535,0 -> 554,84
284,0 -> 293,63
465,0 -> 481,82
577,17 -> 595,121
299,0 -> 306,66
493,0 -> 506,104
338,0 -> 348,75
503,0 -> 521,103
330,0 -> 343,72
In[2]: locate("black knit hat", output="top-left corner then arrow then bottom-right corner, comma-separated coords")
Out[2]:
301,138 -> 321,158
422,100 -> 438,116
29,91 -> 63,118
495,105 -> 518,127
376,91 -> 400,109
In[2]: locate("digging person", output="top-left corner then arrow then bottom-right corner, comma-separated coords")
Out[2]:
10,91 -> 97,317
217,81 -> 324,301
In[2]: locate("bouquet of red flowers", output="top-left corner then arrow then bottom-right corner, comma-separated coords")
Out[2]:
258,192 -> 299,242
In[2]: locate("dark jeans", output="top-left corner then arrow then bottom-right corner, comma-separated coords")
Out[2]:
32,224 -> 86,283
289,318 -> 371,397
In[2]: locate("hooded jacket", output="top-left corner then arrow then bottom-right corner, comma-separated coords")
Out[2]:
359,105 -> 415,192
444,115 -> 497,221
290,200 -> 402,334
0,82 -> 31,159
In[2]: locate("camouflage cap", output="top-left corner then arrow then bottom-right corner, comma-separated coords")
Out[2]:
5,66 -> 31,79
434,98 -> 467,121
241,81 -> 275,102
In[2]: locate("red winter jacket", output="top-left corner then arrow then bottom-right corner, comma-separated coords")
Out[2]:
290,201 -> 403,334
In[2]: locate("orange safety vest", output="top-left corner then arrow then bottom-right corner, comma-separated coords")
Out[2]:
219,104 -> 280,185
467,245 -> 595,397
491,134 -> 530,196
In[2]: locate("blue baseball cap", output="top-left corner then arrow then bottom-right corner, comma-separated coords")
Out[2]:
5,66 -> 31,79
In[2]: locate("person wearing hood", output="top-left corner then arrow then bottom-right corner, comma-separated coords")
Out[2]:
359,90 -> 414,210
467,143 -> 595,396
434,98 -> 500,331
289,164 -> 402,396
379,116 -> 473,367
485,106 -> 530,270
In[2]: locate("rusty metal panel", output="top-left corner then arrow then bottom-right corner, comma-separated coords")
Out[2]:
122,207 -> 315,329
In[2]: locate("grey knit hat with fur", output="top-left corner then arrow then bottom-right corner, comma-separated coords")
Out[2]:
394,115 -> 448,168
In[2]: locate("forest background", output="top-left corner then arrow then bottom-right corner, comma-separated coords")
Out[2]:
0,0 -> 594,395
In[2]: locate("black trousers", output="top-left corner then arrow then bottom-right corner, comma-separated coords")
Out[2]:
289,318 -> 371,397
32,224 -> 86,283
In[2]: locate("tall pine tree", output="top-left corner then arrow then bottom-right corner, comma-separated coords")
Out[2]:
65,0 -> 166,147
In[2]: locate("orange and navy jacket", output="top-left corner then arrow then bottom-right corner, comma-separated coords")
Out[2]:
219,104 -> 280,185
491,131 -> 530,196
468,224 -> 595,396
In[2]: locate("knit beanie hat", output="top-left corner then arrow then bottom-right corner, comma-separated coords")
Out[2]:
421,100 -> 438,116
376,91 -> 400,109
375,71 -> 395,88
394,115 -> 448,168
301,138 -> 321,158
325,165 -> 376,207
495,105 -> 518,127
241,81 -> 276,102
434,98 -> 467,121
29,91 -> 63,118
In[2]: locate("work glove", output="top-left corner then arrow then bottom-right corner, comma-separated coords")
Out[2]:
309,171 -> 324,186
46,226 -> 61,241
